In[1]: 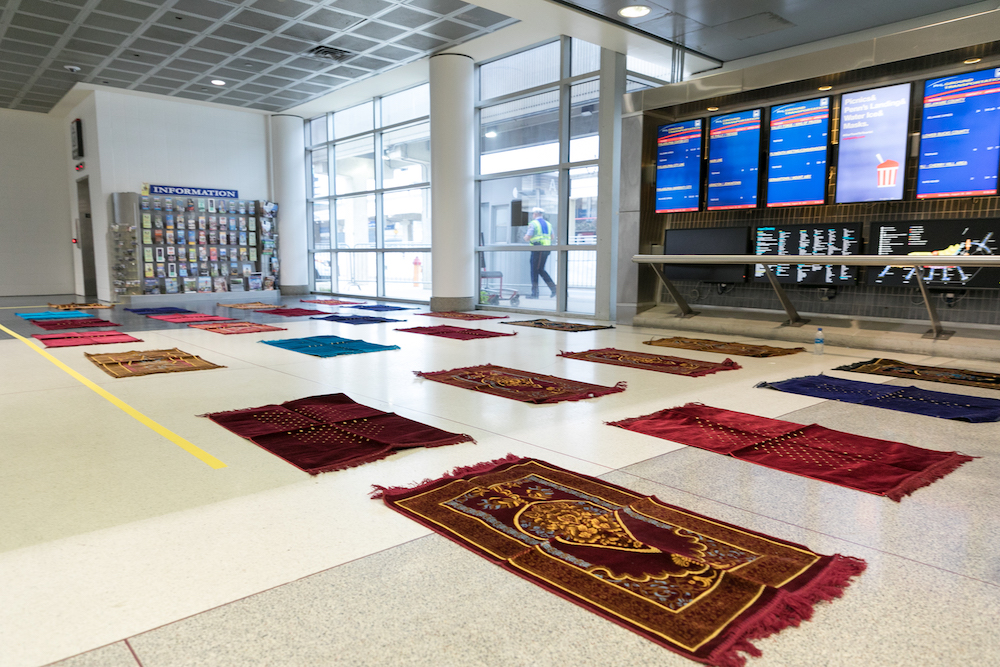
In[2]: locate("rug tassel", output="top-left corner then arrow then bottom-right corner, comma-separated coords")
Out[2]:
370,453 -> 523,499
885,452 -> 977,501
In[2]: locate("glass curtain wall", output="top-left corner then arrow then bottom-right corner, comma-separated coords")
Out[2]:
306,84 -> 431,300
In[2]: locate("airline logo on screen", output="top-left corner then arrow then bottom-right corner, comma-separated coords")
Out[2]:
144,184 -> 238,198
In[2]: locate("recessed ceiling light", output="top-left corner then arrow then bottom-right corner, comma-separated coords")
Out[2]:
964,57 -> 982,64
818,85 -> 832,91
211,80 -> 226,86
618,5 -> 651,18
707,106 -> 719,111
484,130 -> 497,138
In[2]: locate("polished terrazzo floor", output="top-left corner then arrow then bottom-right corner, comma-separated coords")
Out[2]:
1,295 -> 997,667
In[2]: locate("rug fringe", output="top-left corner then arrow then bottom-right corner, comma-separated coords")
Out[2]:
413,364 -> 496,378
708,554 -> 867,667
884,452 -> 977,501
370,453 -> 524,499
605,402 -> 706,429
308,448 -> 396,474
419,434 -> 477,449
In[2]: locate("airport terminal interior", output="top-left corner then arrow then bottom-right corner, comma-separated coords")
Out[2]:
2,1 -> 1000,666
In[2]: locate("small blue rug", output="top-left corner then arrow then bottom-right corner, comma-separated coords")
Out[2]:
125,307 -> 195,315
757,374 -> 1000,422
347,304 -> 414,312
311,314 -> 405,324
17,311 -> 91,320
261,335 -> 400,358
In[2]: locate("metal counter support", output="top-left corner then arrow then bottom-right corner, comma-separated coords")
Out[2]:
761,264 -> 807,327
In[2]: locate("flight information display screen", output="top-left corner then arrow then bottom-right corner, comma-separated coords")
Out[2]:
868,219 -> 1000,288
836,83 -> 911,203
766,97 -> 829,207
916,68 -> 1000,199
707,110 -> 761,210
655,120 -> 703,213
753,223 -> 861,285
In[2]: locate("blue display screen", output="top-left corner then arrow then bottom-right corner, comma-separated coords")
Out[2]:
835,83 -> 911,203
655,120 -> 703,213
707,110 -> 761,210
916,68 -> 1000,199
766,98 -> 829,207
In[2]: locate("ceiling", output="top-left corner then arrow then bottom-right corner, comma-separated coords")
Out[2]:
547,0 -> 984,62
0,0 -> 516,114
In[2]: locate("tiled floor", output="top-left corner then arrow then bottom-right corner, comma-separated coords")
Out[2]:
1,295 -> 997,667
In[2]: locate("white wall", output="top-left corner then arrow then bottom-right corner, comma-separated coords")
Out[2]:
0,109 -> 74,296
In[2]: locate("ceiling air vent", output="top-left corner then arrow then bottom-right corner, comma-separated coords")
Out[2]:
306,46 -> 354,63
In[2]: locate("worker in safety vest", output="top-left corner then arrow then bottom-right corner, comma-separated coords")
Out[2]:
523,207 -> 556,299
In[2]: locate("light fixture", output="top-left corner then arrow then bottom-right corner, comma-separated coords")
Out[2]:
964,57 -> 982,64
818,85 -> 832,91
64,65 -> 81,73
707,106 -> 719,111
211,79 -> 226,86
618,5 -> 651,18
484,129 -> 497,138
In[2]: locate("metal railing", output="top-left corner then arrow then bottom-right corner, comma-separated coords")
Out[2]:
632,254 -> 1000,340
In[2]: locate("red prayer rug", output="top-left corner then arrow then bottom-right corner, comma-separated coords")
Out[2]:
188,322 -> 287,335
32,331 -> 142,347
414,364 -> 626,403
86,348 -> 224,378
395,325 -> 517,340
609,403 -> 974,501
416,311 -> 509,320
147,313 -> 237,323
204,393 -> 474,474
835,358 -> 1000,391
300,299 -> 364,305
502,318 -> 613,332
559,348 -> 741,376
32,317 -> 120,330
375,456 -> 866,667
645,336 -> 804,357
258,307 -> 327,317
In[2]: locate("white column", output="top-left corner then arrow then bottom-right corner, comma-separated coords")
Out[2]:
595,48 -> 625,321
429,53 -> 476,312
270,114 -> 309,295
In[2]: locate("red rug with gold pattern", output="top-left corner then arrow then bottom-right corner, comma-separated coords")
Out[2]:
375,456 -> 866,667
644,336 -> 804,357
396,325 -> 517,340
32,317 -> 120,330
414,364 -> 626,403
416,311 -> 509,320
147,314 -> 237,323
33,331 -> 142,347
188,322 -> 287,334
300,299 -> 364,305
609,403 -> 974,501
559,348 -> 740,376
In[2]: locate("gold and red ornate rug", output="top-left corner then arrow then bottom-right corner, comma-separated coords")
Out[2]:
300,298 -> 364,305
188,322 -> 287,335
375,456 -> 866,667
416,311 -> 509,320
86,348 -> 224,378
559,348 -> 741,376
414,364 -> 626,403
396,325 -> 517,340
502,318 -> 614,332
47,302 -> 113,310
219,302 -> 280,310
644,336 -> 804,358
835,358 -> 1000,390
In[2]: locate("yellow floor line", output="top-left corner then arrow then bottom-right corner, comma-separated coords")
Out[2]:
0,322 -> 226,469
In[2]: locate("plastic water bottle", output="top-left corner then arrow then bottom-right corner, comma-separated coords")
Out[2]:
814,327 -> 825,355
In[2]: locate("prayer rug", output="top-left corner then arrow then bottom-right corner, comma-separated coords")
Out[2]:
348,304 -> 414,311
416,311 -> 509,320
502,318 -> 613,332
300,299 -> 364,305
188,322 -> 287,335
32,331 -> 142,348
559,348 -> 741,376
644,336 -> 805,358
32,317 -> 121,330
311,314 -> 405,324
204,393 -> 474,474
395,325 -> 517,340
414,364 -> 625,403
86,348 -> 224,378
609,403 -> 974,501
124,307 -> 194,315
835,358 -> 1000,391
17,310 -> 91,320
257,307 -> 327,317
375,455 -> 866,667
219,302 -> 278,310
261,335 -> 399,357
48,302 -> 113,310
757,375 -> 1000,423
147,313 -> 237,323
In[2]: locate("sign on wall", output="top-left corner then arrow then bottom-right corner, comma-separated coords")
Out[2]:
141,183 -> 239,198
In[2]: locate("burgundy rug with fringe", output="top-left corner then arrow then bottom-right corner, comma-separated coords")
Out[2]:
416,312 -> 509,321
257,307 -> 327,317
559,348 -> 741,376
31,317 -> 120,330
375,456 -> 866,667
396,325 -> 517,340
147,313 -> 237,323
204,393 -> 474,474
414,364 -> 626,403
33,331 -> 142,347
501,318 -> 614,332
300,299 -> 364,305
644,336 -> 805,357
609,403 -> 974,501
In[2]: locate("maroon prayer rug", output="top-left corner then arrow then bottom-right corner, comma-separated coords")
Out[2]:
835,358 -> 1000,391
376,456 -> 866,667
147,313 -> 237,323
609,403 -> 974,501
559,348 -> 741,376
258,307 -> 327,317
86,348 -> 224,378
32,317 -> 120,330
204,393 -> 474,474
188,322 -> 287,335
300,299 -> 364,305
414,364 -> 626,403
395,325 -> 517,341
32,331 -> 142,347
502,318 -> 614,332
416,311 -> 509,320
644,336 -> 804,357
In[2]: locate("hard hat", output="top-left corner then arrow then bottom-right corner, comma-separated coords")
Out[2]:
531,207 -> 544,213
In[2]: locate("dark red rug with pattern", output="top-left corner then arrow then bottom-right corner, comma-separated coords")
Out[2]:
415,364 -> 626,403
559,348 -> 740,376
188,322 -> 287,334
416,311 -> 509,320
258,308 -> 327,317
33,331 -> 142,347
396,325 -> 517,340
147,314 -> 237,323
32,317 -> 121,330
